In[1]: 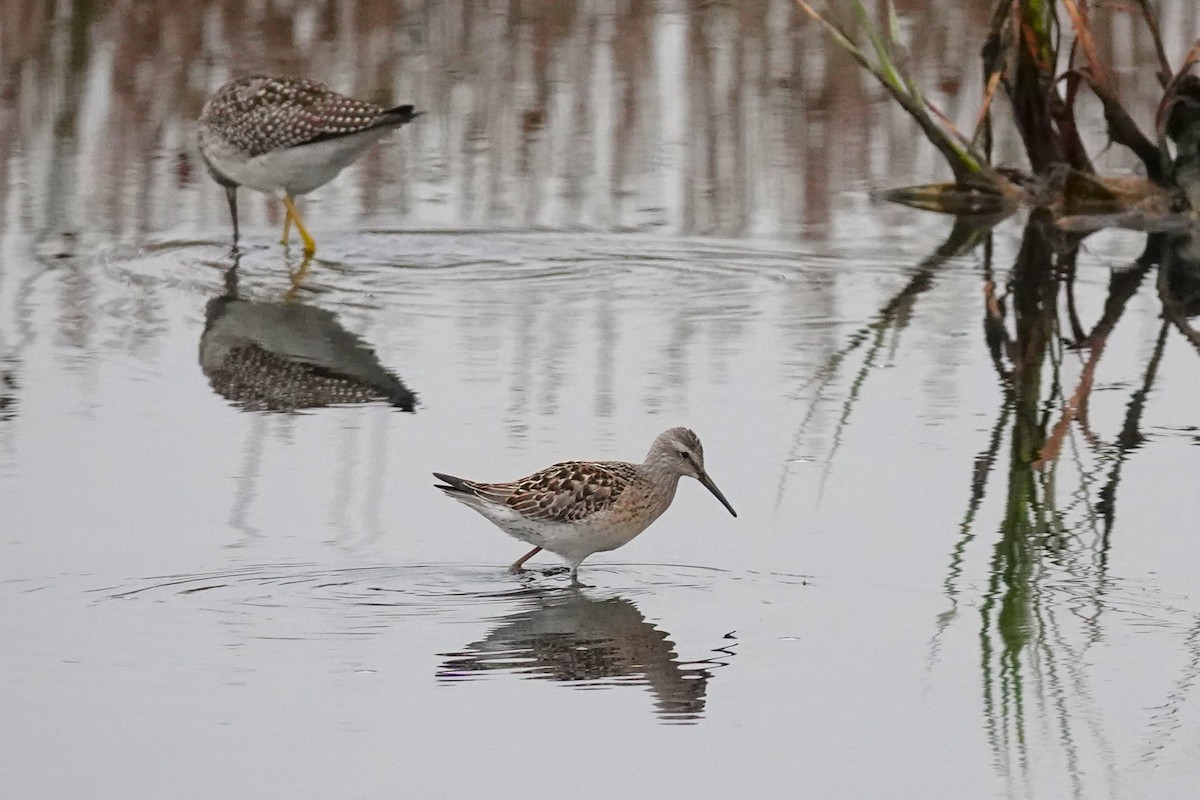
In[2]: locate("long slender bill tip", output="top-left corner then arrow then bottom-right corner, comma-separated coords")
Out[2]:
699,472 -> 737,518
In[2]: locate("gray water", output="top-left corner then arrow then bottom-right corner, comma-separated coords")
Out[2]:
3,2 -> 1200,799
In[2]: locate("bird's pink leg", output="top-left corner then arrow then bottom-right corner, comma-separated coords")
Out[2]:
509,546 -> 542,573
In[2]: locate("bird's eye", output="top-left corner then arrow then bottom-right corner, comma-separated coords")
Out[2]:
678,450 -> 691,461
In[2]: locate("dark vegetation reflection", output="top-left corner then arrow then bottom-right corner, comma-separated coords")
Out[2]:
788,0 -> 1200,785
964,217 -> 1200,791
438,587 -> 737,723
796,208 -> 1200,790
200,258 -> 416,412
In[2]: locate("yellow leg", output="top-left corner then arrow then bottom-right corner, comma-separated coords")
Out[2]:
284,252 -> 315,303
281,209 -> 292,245
280,194 -> 316,255
509,546 -> 542,573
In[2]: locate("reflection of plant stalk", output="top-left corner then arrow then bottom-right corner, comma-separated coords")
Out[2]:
775,217 -> 997,508
978,214 -> 1064,787
993,213 -> 1060,642
1036,238 -> 1157,466
960,220 -> 1197,791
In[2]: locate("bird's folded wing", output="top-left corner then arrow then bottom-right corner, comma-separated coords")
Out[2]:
488,461 -> 640,522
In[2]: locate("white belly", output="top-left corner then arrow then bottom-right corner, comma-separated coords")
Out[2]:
469,501 -> 665,564
200,128 -> 394,196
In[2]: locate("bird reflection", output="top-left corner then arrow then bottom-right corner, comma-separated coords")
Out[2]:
1163,229 -> 1200,318
0,358 -> 17,421
438,588 -> 735,722
199,258 -> 415,411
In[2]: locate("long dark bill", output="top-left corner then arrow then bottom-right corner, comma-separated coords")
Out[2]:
697,471 -> 737,517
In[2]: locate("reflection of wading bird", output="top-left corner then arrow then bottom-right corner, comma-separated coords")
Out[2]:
434,428 -> 737,583
439,591 -> 732,720
199,75 -> 420,254
200,265 -> 416,412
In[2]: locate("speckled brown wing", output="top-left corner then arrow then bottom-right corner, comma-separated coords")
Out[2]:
202,76 -> 391,157
469,461 -> 641,522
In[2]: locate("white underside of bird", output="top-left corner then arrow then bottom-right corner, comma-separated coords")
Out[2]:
443,492 -> 674,567
199,127 -> 396,196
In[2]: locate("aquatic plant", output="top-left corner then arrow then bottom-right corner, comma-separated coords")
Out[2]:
795,0 -> 1200,226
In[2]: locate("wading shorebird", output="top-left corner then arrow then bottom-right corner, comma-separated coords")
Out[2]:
434,427 -> 737,583
198,75 -> 420,254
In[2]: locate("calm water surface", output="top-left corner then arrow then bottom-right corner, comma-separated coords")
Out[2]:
3,2 -> 1200,799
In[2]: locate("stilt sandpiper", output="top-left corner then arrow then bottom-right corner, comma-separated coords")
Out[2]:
198,75 -> 420,254
434,427 -> 737,583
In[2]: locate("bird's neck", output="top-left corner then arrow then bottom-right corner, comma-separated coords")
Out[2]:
641,457 -> 683,498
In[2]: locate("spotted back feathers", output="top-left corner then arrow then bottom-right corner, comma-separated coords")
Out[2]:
200,75 -> 402,157
458,461 -> 641,522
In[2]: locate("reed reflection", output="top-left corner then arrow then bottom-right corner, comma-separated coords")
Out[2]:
950,217 -> 1199,794
1160,229 -> 1200,348
783,208 -> 1200,791
200,258 -> 416,412
438,588 -> 736,723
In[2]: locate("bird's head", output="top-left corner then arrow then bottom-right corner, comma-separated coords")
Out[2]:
648,427 -> 737,517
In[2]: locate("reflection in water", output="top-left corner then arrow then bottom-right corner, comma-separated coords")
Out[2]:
1140,617 -> 1200,768
200,261 -> 416,411
0,356 -> 15,474
794,209 -> 1200,794
1,0 -> 1196,430
775,215 -> 997,506
0,2 -> 1198,794
438,588 -> 736,723
0,357 -> 16,421
3,1 -> 1197,250
945,218 -> 1197,796
1162,230 -> 1200,343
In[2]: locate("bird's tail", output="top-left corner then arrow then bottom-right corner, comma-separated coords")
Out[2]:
383,105 -> 423,127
